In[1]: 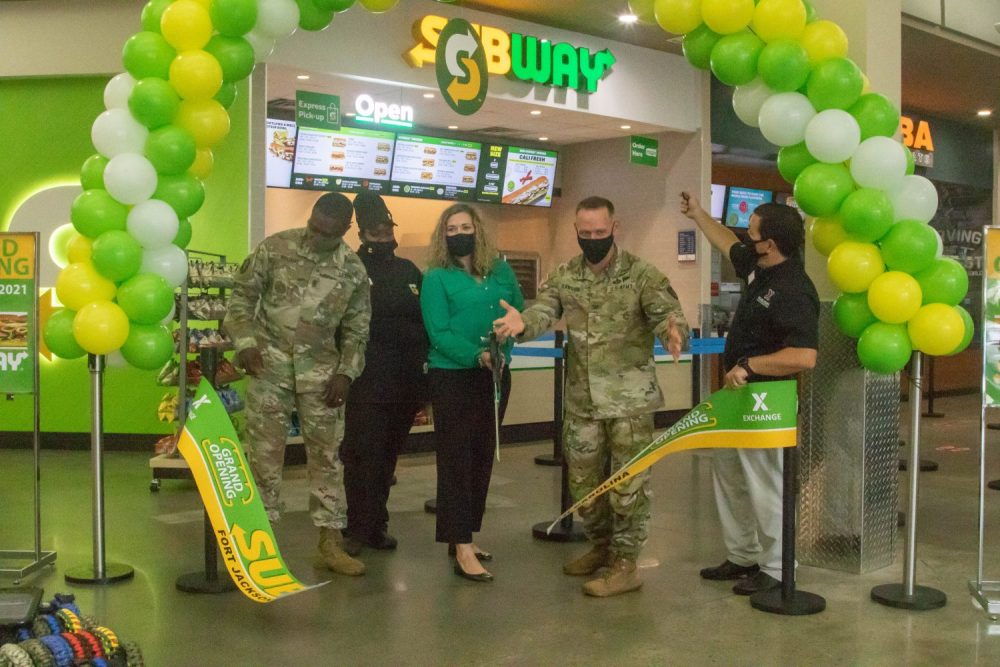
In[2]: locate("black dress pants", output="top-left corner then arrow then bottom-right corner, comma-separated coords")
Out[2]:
342,401 -> 422,539
429,366 -> 511,544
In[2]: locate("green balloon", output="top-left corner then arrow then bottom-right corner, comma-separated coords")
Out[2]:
947,305 -> 974,355
848,93 -> 900,141
80,154 -> 109,191
857,322 -> 912,374
145,125 -> 197,176
806,57 -> 864,111
904,145 -> 915,175
296,0 -> 335,30
710,31 -> 764,87
214,82 -> 238,110
833,292 -> 876,338
121,323 -> 174,370
173,218 -> 193,249
118,273 -> 175,324
140,0 -> 172,33
839,188 -> 894,243
122,32 -> 176,81
155,174 -> 205,219
683,24 -> 721,71
758,40 -> 810,93
879,220 -> 938,274
802,0 -> 817,22
70,189 -> 129,239
210,0 -> 258,37
777,142 -> 818,184
316,0 -> 356,10
793,163 -> 855,218
91,230 -> 143,282
44,309 -> 86,360
129,77 -> 180,130
205,35 -> 256,83
914,258 -> 969,306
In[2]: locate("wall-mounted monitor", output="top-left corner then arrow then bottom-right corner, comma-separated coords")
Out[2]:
724,187 -> 773,228
265,118 -> 297,188
389,134 -> 482,202
498,146 -> 558,207
291,126 -> 396,194
710,184 -> 726,220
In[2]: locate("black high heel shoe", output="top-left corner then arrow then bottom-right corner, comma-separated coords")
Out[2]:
453,561 -> 494,583
448,544 -> 493,561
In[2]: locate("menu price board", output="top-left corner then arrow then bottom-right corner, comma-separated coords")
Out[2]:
0,233 -> 37,395
389,134 -> 482,201
500,147 -> 558,207
291,126 -> 396,193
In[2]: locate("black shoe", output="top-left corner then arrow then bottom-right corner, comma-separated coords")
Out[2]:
366,531 -> 398,550
699,560 -> 760,581
447,544 -> 493,561
341,533 -> 363,557
453,562 -> 493,583
733,571 -> 780,596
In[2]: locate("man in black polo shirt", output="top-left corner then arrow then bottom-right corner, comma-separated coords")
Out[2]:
679,192 -> 818,596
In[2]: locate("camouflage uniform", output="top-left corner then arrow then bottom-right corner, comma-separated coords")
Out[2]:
519,248 -> 688,558
225,229 -> 370,529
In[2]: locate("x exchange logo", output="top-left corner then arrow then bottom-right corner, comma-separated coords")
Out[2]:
752,392 -> 769,412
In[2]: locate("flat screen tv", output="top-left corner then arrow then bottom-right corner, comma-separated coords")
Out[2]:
290,125 -> 396,194
724,187 -> 773,228
388,133 -> 482,202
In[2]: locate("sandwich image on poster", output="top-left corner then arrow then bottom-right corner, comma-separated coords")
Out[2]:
265,118 -> 297,188
501,147 -> 557,207
0,312 -> 27,348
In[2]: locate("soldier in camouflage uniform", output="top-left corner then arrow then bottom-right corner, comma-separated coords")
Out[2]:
494,196 -> 688,597
225,192 -> 371,576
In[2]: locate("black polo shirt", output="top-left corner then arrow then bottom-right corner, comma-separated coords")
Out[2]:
723,243 -> 819,380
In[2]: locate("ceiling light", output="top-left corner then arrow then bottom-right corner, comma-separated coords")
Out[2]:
448,125 -> 459,130
530,110 -> 542,116
539,137 -> 549,141
978,109 -> 993,117
618,13 -> 639,24
620,124 -> 632,130
423,93 -> 435,99
296,74 -> 310,80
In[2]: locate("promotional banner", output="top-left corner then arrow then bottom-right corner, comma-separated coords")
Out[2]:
548,381 -> 799,532
177,379 -> 324,603
0,233 -> 37,395
983,227 -> 1000,406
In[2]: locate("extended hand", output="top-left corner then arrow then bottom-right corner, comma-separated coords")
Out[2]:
323,374 -> 351,408
492,299 -> 525,341
667,317 -> 683,363
479,351 -> 494,371
679,191 -> 703,220
236,348 -> 264,376
724,365 -> 749,390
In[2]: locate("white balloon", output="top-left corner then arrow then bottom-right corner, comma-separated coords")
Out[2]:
804,109 -> 860,164
890,175 -> 939,223
141,245 -> 188,287
92,108 -> 149,158
106,350 -> 129,368
732,78 -> 774,128
244,29 -> 276,60
128,199 -> 180,250
850,136 -> 907,192
758,92 -> 816,147
104,73 -> 136,110
103,153 -> 157,205
160,301 -> 177,325
255,0 -> 299,39
935,228 -> 944,257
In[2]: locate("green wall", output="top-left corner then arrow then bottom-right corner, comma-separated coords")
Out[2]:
0,76 -> 250,438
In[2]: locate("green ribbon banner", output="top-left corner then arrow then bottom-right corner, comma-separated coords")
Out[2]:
177,379 -> 324,603
549,381 -> 799,532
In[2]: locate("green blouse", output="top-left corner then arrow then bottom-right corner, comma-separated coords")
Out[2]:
421,258 -> 525,370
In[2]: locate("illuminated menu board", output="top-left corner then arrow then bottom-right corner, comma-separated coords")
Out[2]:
291,126 -> 396,193
389,134 -> 482,201
499,147 -> 558,207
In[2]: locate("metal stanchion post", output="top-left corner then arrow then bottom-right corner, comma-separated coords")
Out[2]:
922,356 -> 944,418
65,354 -> 134,585
535,331 -> 564,466
871,352 -> 946,610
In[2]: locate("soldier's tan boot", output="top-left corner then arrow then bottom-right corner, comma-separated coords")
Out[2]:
563,546 -> 610,576
582,557 -> 642,597
318,527 -> 366,576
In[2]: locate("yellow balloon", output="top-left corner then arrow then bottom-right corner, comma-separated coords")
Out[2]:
73,301 -> 130,355
176,99 -> 231,148
861,72 -> 871,94
810,216 -> 848,256
55,262 -> 117,311
161,0 -> 212,52
751,0 -> 807,42
827,241 -> 884,293
358,0 -> 400,12
169,50 -> 223,101
701,0 -> 754,35
654,0 -> 702,35
801,20 -> 849,65
67,234 -> 93,264
867,271 -> 922,324
629,0 -> 657,23
908,304 -> 964,356
189,148 -> 214,180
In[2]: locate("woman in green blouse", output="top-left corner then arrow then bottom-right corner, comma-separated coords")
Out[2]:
421,203 -> 524,583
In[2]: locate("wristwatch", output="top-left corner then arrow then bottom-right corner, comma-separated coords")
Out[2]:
737,356 -> 754,375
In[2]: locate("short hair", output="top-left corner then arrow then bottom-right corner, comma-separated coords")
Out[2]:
576,196 -> 615,216
312,192 -> 354,223
755,203 -> 805,257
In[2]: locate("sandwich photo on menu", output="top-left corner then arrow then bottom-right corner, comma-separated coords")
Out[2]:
463,163 -> 476,172
420,172 -> 434,180
424,147 -> 438,155
375,155 -> 389,164
462,176 -> 474,184
329,164 -> 345,173
374,167 -> 387,176
332,137 -> 347,148
502,175 -> 550,205
0,312 -> 28,348
465,152 -> 477,160
331,151 -> 346,160
422,159 -> 435,167
377,142 -> 391,152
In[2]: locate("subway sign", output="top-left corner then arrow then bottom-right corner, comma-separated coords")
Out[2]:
900,114 -> 934,168
406,15 -> 616,94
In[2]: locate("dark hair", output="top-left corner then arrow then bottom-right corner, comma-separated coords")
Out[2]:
353,191 -> 394,229
755,203 -> 805,257
312,192 -> 354,223
576,196 -> 615,216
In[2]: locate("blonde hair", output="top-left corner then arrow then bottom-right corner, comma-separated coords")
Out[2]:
427,203 -> 499,277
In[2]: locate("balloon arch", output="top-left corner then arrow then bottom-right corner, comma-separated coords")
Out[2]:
45,0 -> 972,374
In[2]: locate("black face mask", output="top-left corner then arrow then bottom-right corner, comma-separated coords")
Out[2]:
578,235 -> 614,265
446,233 -> 475,258
362,240 -> 397,259
745,237 -> 768,258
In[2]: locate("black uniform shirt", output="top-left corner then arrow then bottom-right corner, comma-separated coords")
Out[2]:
348,247 -> 428,404
723,243 -> 819,381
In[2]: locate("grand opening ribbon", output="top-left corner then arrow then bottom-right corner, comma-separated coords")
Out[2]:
548,380 -> 799,533
177,379 -> 325,602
